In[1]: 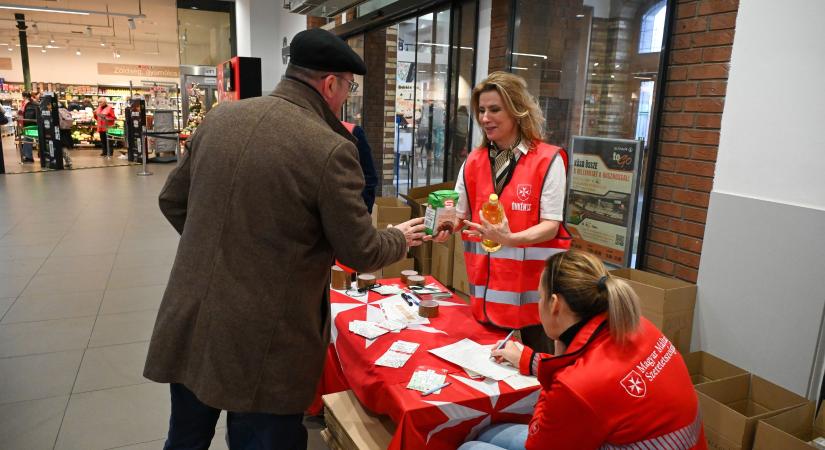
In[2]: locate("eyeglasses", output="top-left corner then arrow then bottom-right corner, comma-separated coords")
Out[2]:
335,75 -> 359,94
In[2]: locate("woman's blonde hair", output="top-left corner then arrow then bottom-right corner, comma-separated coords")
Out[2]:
471,71 -> 545,149
542,250 -> 641,343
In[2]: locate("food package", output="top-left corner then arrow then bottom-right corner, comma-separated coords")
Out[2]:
424,190 -> 459,236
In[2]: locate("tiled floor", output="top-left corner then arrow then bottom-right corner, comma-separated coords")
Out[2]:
2,135 -> 133,175
0,165 -> 329,449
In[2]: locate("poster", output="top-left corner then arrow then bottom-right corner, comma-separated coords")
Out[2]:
565,136 -> 642,266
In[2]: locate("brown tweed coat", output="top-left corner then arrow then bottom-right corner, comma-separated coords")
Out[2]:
143,78 -> 407,414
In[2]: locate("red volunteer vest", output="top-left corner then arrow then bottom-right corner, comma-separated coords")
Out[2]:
462,141 -> 572,328
519,314 -> 707,450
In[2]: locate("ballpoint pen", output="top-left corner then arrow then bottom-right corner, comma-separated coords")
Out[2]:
421,382 -> 451,396
496,329 -> 517,351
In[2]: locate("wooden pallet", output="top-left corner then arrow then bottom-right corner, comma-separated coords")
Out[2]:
322,390 -> 395,450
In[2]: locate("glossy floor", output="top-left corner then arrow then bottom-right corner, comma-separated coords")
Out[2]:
0,165 -> 328,450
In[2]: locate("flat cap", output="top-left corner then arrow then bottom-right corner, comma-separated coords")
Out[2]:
290,28 -> 367,75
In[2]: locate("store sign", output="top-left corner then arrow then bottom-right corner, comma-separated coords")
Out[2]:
97,63 -> 180,78
0,58 -> 11,70
565,136 -> 643,267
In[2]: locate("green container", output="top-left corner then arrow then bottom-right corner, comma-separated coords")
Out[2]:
424,190 -> 460,235
107,127 -> 124,137
22,126 -> 38,138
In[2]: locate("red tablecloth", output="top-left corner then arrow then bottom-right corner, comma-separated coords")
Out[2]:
314,276 -> 540,450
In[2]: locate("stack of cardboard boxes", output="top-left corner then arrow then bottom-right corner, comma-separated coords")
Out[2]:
370,197 -> 414,278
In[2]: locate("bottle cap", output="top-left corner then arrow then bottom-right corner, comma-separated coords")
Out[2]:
489,194 -> 498,202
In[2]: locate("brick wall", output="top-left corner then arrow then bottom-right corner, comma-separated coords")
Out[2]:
362,27 -> 398,196
640,0 -> 738,282
306,16 -> 326,29
488,0 -> 511,72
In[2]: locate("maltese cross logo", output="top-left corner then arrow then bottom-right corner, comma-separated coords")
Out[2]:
621,370 -> 647,398
516,184 -> 532,201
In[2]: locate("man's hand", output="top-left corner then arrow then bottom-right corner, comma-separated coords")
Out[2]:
393,217 -> 429,247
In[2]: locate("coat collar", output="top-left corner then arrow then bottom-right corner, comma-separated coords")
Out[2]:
272,77 -> 356,145
536,313 -> 609,386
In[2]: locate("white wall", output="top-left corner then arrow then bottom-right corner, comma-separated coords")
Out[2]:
235,0 -> 307,94
695,0 -> 825,397
0,43 -> 181,86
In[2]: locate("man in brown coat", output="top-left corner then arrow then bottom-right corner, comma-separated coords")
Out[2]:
144,29 -> 426,449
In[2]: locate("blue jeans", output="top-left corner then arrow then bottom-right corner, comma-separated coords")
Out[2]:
164,383 -> 308,450
458,423 -> 528,450
21,136 -> 33,159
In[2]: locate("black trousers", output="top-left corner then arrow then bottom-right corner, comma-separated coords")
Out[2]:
100,131 -> 111,156
163,383 -> 307,450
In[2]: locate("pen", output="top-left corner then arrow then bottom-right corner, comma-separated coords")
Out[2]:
401,292 -> 419,306
496,329 -> 517,351
421,382 -> 451,396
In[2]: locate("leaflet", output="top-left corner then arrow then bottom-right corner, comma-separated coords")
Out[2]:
348,320 -> 389,340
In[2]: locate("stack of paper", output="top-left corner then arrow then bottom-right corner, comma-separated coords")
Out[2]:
375,340 -> 420,368
349,320 -> 390,340
407,369 -> 447,393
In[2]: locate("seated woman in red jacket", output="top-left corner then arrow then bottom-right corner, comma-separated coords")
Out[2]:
459,250 -> 706,450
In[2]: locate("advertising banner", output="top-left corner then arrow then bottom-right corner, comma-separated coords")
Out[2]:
565,136 -> 642,266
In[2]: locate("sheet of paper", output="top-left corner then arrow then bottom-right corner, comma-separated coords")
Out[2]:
380,296 -> 430,325
429,339 -> 519,381
376,319 -> 406,332
503,373 -> 541,390
375,349 -> 413,368
389,340 -> 419,354
348,320 -> 389,340
372,284 -> 404,295
407,369 -> 447,392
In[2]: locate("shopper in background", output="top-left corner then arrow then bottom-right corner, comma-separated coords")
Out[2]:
435,71 -> 571,353
460,250 -> 706,450
20,91 -> 39,163
144,28 -> 427,450
95,97 -> 115,157
58,103 -> 74,151
341,120 -> 378,213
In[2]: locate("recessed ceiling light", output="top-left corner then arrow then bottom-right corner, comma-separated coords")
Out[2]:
76,49 -> 81,55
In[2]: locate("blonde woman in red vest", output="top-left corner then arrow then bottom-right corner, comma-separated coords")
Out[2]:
459,250 -> 706,450
437,71 -> 572,352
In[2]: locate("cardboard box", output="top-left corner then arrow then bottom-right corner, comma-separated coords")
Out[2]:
697,374 -> 811,450
378,257 -> 414,279
431,237 -> 455,287
412,242 -> 432,275
452,234 -> 469,295
322,390 -> 395,450
400,181 -> 455,218
372,197 -> 411,228
609,268 -> 697,354
753,402 -> 825,450
684,351 -> 749,385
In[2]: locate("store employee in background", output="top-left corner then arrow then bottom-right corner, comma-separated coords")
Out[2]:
143,28 -> 427,450
460,250 -> 706,450
94,97 -> 115,157
436,72 -> 571,353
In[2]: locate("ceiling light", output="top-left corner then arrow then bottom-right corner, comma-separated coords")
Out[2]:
511,66 -> 529,71
100,39 -> 106,47
0,5 -> 90,15
30,23 -> 38,34
49,35 -> 55,44
591,73 -> 596,76
576,14 -> 585,18
7,47 -> 12,52
40,48 -> 46,53
594,62 -> 599,67
85,26 -> 92,37
128,18 -> 136,30
75,49 -> 81,56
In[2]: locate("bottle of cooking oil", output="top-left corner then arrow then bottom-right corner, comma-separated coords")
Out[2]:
481,193 -> 504,253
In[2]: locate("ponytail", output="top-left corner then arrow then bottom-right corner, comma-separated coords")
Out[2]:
543,250 -> 642,344
602,276 -> 641,344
